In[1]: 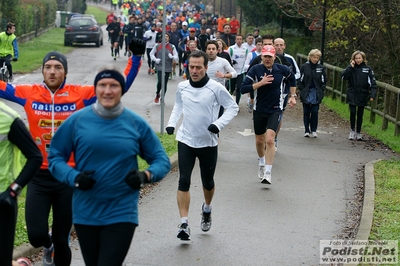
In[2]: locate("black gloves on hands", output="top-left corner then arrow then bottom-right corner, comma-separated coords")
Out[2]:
125,169 -> 150,190
208,124 -> 219,134
147,36 -> 152,40
129,38 -> 146,55
74,170 -> 96,190
0,187 -> 17,208
232,60 -> 238,65
12,58 -> 18,62
166,127 -> 175,135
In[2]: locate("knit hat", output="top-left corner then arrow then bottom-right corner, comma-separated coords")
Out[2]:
42,52 -> 68,73
94,69 -> 126,95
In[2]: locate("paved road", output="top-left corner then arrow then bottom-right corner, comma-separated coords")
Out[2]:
5,24 -> 395,265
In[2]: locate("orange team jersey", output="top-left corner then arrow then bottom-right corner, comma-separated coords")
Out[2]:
0,82 -> 96,169
217,18 -> 227,32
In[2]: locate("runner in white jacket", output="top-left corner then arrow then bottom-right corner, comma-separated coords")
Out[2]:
166,50 -> 238,241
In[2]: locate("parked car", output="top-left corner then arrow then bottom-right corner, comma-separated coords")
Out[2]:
64,15 -> 103,47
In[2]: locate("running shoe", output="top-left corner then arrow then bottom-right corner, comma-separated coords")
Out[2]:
348,130 -> 355,140
356,133 -> 363,141
154,94 -> 160,103
42,244 -> 54,266
200,204 -> 212,232
311,132 -> 318,138
177,223 -> 191,240
304,132 -> 310,137
258,165 -> 266,180
261,171 -> 272,184
247,102 -> 254,113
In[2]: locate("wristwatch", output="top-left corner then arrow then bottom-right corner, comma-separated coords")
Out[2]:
10,183 -> 22,196
291,94 -> 297,97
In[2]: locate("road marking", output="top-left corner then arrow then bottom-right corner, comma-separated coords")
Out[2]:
237,128 -> 254,136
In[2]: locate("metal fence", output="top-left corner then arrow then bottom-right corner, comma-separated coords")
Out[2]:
297,53 -> 400,136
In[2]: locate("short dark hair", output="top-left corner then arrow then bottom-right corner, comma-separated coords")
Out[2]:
205,40 -> 218,50
7,22 -> 15,30
188,50 -> 208,67
261,34 -> 274,41
255,37 -> 263,44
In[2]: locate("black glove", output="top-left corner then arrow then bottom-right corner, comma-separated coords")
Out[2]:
12,58 -> 18,62
0,187 -> 17,208
166,127 -> 175,135
74,170 -> 96,190
147,36 -> 152,40
129,38 -> 146,55
125,169 -> 149,190
232,60 -> 238,65
208,124 -> 219,134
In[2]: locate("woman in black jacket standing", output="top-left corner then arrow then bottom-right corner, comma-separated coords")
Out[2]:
298,49 -> 327,138
341,50 -> 377,140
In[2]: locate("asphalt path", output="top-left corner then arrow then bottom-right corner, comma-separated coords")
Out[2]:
4,25 -> 395,265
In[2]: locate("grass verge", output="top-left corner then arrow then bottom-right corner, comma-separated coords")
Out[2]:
369,159 -> 400,262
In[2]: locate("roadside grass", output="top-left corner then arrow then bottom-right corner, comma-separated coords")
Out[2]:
13,5 -> 178,247
369,160 -> 400,261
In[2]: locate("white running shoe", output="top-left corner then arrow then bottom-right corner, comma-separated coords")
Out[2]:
177,223 -> 191,241
304,132 -> 310,137
356,133 -> 363,140
261,171 -> 271,184
348,131 -> 355,140
311,132 -> 318,138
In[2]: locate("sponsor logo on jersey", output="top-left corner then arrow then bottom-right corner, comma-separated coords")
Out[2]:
39,119 -> 64,128
31,102 -> 77,112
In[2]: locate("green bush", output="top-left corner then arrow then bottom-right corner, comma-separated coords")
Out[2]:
0,0 -> 57,35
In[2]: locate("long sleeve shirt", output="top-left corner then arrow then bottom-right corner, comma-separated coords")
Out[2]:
167,77 -> 238,148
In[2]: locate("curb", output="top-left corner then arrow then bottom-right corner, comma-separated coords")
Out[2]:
354,159 -> 379,241
12,154 -> 179,260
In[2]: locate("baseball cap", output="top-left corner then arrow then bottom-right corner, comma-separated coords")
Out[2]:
182,21 -> 188,26
261,45 -> 276,57
189,27 -> 196,32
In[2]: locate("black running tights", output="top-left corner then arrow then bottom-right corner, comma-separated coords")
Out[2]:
178,141 -> 218,192
0,196 -> 17,266
25,173 -> 73,266
74,222 -> 137,266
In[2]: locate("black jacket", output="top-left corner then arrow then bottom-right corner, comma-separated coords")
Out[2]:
341,62 -> 377,106
298,61 -> 327,104
220,34 -> 235,47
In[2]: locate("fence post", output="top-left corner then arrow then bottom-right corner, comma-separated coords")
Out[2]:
382,84 -> 390,130
370,92 -> 377,124
395,91 -> 400,136
332,67 -> 337,100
